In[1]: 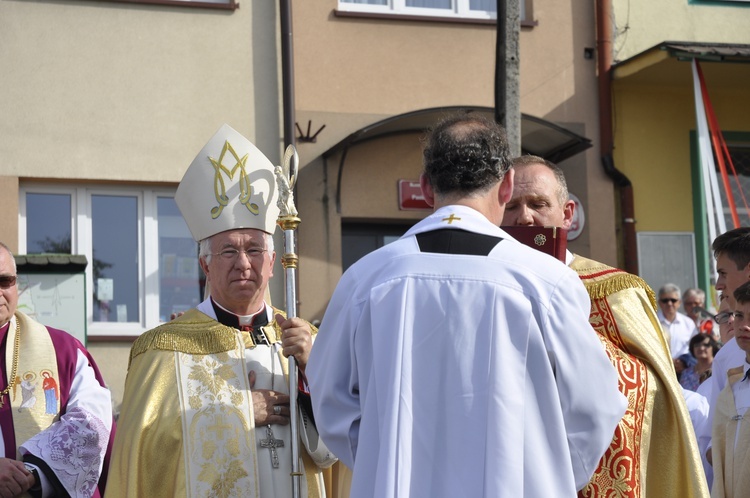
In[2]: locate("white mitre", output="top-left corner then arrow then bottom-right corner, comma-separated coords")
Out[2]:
176,124 -> 280,241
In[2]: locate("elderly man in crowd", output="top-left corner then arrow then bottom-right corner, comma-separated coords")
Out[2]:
0,242 -> 113,498
502,154 -> 708,498
683,288 -> 716,337
106,125 -> 334,497
658,283 -> 700,374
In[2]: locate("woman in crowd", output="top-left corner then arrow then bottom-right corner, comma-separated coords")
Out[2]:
679,334 -> 720,391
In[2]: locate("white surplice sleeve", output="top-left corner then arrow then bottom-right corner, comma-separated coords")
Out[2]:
307,269 -> 364,470
19,349 -> 113,498
542,270 -> 627,490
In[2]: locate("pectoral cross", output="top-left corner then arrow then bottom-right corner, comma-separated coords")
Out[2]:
260,425 -> 285,468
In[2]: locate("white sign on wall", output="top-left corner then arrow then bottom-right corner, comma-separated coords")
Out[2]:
16,273 -> 87,344
567,193 -> 585,241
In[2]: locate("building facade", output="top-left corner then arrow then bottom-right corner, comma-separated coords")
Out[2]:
607,0 -> 750,299
293,0 -> 615,322
3,0 -> 616,405
1,0 -> 283,404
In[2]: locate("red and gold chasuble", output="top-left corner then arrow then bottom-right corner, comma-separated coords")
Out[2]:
571,256 -> 709,498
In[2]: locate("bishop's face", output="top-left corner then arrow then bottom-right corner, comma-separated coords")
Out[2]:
199,229 -> 275,316
0,248 -> 18,327
501,163 -> 573,229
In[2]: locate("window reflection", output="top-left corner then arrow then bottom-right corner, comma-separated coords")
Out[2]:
26,193 -> 72,254
92,195 -> 139,323
157,197 -> 204,321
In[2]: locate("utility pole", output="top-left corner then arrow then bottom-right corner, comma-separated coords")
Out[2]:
495,0 -> 521,156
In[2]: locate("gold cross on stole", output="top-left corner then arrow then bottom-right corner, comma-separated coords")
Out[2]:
207,414 -> 232,439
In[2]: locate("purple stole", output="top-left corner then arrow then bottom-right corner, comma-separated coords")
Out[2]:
0,322 -> 115,497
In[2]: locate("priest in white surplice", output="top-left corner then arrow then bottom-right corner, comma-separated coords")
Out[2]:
307,114 -> 627,498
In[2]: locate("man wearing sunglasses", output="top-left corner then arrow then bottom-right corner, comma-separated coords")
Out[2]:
657,283 -> 700,376
0,242 -> 113,497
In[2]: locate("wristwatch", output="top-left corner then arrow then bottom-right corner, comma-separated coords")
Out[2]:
23,463 -> 42,498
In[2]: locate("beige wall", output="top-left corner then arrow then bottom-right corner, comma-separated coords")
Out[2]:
612,0 -> 750,62
0,2 -> 283,182
87,343 -> 131,414
0,177 -> 19,251
614,63 -> 750,233
1,1 -> 285,407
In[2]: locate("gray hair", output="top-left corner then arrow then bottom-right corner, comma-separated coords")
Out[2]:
512,155 -> 569,206
198,232 -> 274,264
682,288 -> 705,302
658,283 -> 681,297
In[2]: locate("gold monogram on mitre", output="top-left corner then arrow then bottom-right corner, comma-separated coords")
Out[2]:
175,124 -> 281,242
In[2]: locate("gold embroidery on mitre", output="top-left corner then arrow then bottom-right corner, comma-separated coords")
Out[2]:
209,140 -> 260,220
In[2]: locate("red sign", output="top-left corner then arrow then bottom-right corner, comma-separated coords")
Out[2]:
398,180 -> 431,211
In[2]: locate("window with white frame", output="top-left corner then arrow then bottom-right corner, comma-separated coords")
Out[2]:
338,0 -> 510,20
20,184 -> 204,337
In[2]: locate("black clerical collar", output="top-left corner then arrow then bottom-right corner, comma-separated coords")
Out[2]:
211,299 -> 270,345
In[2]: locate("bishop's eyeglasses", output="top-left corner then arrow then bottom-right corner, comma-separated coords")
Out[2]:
211,248 -> 267,261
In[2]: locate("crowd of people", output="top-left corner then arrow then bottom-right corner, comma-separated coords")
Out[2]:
1,114 -> 748,497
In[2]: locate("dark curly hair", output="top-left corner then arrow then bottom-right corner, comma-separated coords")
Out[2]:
688,333 -> 720,358
422,113 -> 512,196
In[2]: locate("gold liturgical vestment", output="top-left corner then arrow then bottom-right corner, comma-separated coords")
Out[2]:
106,308 -> 328,498
572,255 -> 708,498
711,366 -> 750,498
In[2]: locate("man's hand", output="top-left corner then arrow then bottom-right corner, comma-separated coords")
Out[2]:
275,314 -> 313,372
248,370 -> 291,426
0,458 -> 34,498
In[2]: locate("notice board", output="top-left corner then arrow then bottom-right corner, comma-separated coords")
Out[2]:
15,255 -> 88,345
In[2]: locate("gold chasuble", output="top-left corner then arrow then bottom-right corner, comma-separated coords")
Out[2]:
571,256 -> 708,498
711,367 -> 750,498
106,308 -> 326,498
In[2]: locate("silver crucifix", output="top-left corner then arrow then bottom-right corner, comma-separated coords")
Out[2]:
260,425 -> 285,468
